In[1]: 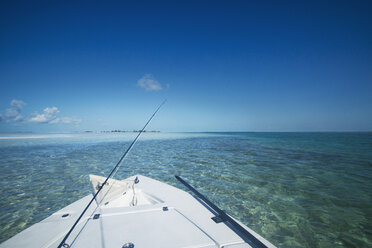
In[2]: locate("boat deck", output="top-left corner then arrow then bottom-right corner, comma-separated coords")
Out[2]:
0,175 -> 276,248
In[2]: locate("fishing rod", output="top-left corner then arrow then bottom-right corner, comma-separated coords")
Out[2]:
58,100 -> 166,248
175,176 -> 268,248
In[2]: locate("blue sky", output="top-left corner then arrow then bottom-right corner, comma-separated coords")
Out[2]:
0,0 -> 371,132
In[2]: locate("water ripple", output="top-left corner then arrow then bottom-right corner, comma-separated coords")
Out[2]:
0,132 -> 371,247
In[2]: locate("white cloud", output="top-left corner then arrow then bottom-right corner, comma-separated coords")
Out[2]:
29,107 -> 59,123
28,106 -> 81,125
137,74 -> 163,91
5,99 -> 26,122
51,117 -> 82,124
10,99 -> 26,110
0,100 -> 82,125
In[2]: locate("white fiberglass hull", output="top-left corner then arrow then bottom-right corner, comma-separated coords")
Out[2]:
0,175 -> 276,248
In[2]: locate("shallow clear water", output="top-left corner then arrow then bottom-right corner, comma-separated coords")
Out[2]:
0,132 -> 371,247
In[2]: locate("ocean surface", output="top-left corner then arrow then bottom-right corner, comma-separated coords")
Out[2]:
0,132 -> 371,247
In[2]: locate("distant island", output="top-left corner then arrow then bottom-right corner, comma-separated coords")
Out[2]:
98,130 -> 160,133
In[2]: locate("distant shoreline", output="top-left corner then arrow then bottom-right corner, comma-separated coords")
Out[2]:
99,130 -> 160,133
0,131 -> 371,135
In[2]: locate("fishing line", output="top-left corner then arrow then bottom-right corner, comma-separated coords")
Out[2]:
57,100 -> 166,248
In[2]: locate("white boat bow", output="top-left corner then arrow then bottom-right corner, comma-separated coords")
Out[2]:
1,175 -> 276,248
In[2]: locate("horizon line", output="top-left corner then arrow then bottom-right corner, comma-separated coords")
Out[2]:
0,130 -> 371,134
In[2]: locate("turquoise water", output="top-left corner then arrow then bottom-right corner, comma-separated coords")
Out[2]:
0,132 -> 371,247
